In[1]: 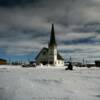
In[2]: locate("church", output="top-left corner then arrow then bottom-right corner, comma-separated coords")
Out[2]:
35,24 -> 64,66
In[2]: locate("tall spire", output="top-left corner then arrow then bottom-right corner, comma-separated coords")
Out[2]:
49,24 -> 57,47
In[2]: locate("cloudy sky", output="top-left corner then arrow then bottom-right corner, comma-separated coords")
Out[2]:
0,0 -> 100,63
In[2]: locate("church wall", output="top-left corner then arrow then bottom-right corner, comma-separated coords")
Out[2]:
48,47 -> 57,65
55,60 -> 64,66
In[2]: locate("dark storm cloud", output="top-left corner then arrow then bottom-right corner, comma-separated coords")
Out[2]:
63,36 -> 97,45
0,27 -> 48,54
73,22 -> 100,33
0,0 -> 39,7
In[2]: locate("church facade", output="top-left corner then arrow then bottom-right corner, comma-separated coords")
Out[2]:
35,24 -> 64,66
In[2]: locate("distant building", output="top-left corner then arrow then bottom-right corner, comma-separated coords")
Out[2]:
0,58 -> 7,65
95,60 -> 100,67
35,24 -> 64,66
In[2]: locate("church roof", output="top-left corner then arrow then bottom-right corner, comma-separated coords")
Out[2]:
49,24 -> 57,47
35,48 -> 64,61
0,58 -> 7,62
35,47 -> 48,60
57,53 -> 64,60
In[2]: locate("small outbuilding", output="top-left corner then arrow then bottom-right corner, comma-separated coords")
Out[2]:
0,58 -> 7,65
95,60 -> 100,67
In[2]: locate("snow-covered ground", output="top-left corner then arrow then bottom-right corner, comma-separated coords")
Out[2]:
0,65 -> 100,100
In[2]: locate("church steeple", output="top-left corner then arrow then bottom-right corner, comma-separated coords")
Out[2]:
35,23 -> 64,66
49,24 -> 57,47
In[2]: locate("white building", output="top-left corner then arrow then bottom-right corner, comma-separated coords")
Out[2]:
35,24 -> 64,66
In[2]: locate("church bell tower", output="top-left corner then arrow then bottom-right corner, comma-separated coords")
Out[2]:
48,24 -> 57,65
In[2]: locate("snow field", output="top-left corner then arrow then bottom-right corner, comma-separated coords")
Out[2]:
0,65 -> 100,100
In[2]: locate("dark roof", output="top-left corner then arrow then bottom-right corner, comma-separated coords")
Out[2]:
0,58 -> 7,62
49,24 -> 57,47
35,47 -> 48,60
57,53 -> 64,60
35,47 -> 64,61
